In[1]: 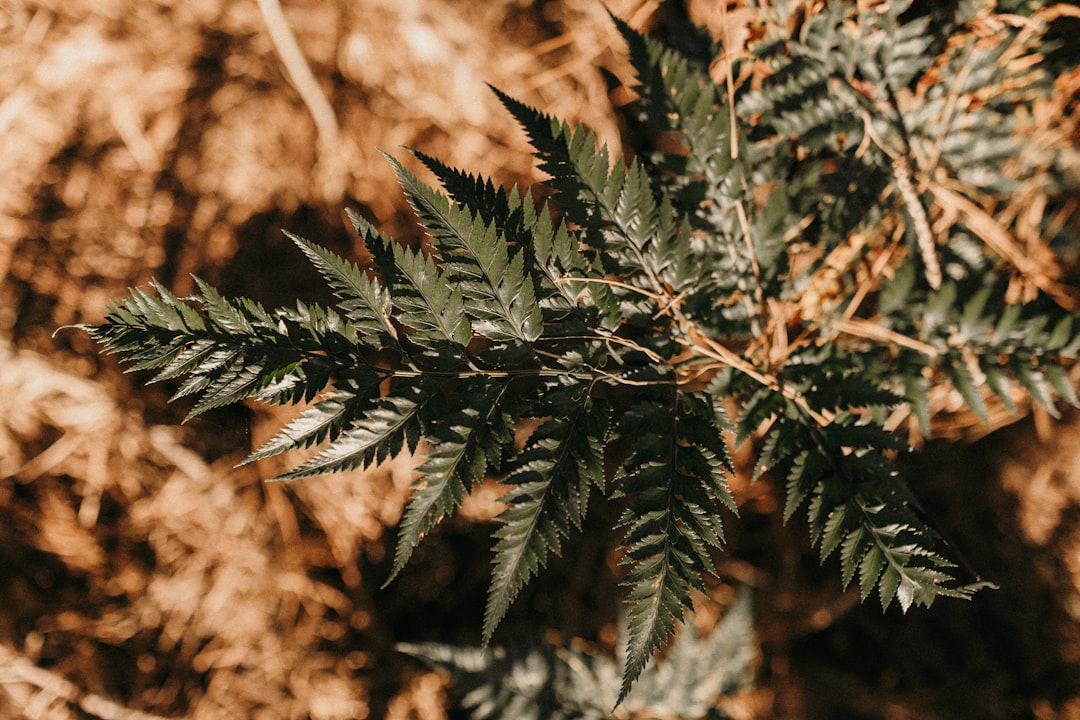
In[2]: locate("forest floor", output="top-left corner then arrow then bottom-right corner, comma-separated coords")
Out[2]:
2,1 -> 1080,718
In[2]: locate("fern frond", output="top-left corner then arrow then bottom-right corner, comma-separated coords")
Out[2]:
772,411 -> 988,610
494,86 -> 670,291
75,3 -> 1079,705
614,14 -> 732,189
388,154 -> 543,344
408,149 -> 529,245
490,86 -> 609,215
878,272 -> 1079,428
388,380 -> 517,584
398,585 -> 755,720
286,231 -> 397,347
484,384 -> 607,644
630,587 -> 755,716
387,240 -> 473,352
614,390 -> 736,702
79,278 -> 361,421
241,393 -> 362,465
396,642 -> 577,720
274,386 -> 427,481
528,201 -> 622,331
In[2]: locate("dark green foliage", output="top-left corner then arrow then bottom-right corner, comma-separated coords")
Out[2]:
398,587 -> 756,720
74,0 -> 1077,705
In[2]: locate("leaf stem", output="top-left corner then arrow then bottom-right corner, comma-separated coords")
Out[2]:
677,322 -> 833,427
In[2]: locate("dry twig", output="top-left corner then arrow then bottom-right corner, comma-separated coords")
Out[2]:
256,0 -> 346,202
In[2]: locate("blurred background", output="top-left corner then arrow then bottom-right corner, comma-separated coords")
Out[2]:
2,0 -> 1079,718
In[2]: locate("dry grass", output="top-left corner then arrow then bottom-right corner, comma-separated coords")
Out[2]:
0,338 -> 420,717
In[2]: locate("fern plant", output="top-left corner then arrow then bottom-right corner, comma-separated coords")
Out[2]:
74,0 -> 1077,704
398,587 -> 755,720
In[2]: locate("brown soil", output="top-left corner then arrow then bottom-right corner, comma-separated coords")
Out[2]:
2,1 -> 1079,718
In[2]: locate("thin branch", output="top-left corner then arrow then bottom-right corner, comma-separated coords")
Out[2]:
823,317 -> 940,357
892,153 -> 942,290
860,110 -> 941,290
718,0 -> 741,161
541,333 -> 668,365
555,275 -> 664,302
678,322 -> 834,427
256,0 -> 346,201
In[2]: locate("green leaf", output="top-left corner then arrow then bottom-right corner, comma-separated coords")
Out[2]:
1046,316 -> 1074,352
389,241 -> 473,350
242,393 -> 361,465
819,504 -> 849,561
287,232 -> 397,347
904,370 -> 931,437
946,358 -> 989,422
958,286 -> 993,342
276,388 -> 427,481
619,534 -> 694,706
484,387 -> 608,644
994,303 -> 1022,340
193,276 -> 257,336
878,564 -> 904,611
388,382 -> 515,584
1013,358 -> 1059,417
150,338 -> 219,382
491,86 -> 599,206
408,149 -> 524,238
983,363 -> 1017,413
859,545 -> 885,600
839,525 -> 868,589
614,391 -> 735,703
923,282 -> 957,337
1045,363 -> 1079,408
388,153 -> 544,343
784,449 -> 827,523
